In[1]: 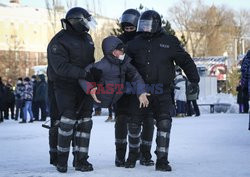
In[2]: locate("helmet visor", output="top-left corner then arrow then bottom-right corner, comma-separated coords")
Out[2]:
81,16 -> 97,30
137,19 -> 158,33
120,14 -> 138,27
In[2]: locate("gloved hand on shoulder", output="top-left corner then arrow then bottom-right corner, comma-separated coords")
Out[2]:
85,67 -> 102,82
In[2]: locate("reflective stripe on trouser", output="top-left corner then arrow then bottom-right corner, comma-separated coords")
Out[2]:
156,119 -> 172,160
128,123 -> 141,153
57,116 -> 76,166
73,118 -> 93,161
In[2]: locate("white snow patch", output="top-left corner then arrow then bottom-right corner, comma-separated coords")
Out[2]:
0,113 -> 249,177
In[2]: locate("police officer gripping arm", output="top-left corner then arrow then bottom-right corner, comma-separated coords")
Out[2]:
47,7 -> 98,173
114,9 -> 155,168
126,10 -> 200,171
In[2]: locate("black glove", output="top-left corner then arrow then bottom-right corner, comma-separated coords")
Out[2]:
188,82 -> 199,94
90,67 -> 102,82
85,71 -> 94,82
85,67 -> 103,82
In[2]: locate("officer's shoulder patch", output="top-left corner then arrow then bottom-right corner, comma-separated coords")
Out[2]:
160,43 -> 170,49
51,44 -> 59,54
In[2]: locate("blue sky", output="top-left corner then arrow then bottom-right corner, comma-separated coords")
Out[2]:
0,0 -> 249,19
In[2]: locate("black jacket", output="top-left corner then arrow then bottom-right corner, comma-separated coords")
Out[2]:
0,82 -> 6,109
5,84 -> 15,104
35,75 -> 47,102
79,36 -> 145,108
127,30 -> 200,90
47,29 -> 95,83
237,85 -> 248,104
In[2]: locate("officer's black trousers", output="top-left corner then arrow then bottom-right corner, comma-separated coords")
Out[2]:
54,81 -> 93,167
115,94 -> 154,161
48,81 -> 60,164
128,93 -> 172,161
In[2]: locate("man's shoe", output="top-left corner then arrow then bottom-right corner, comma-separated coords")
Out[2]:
155,158 -> 172,171
75,160 -> 93,172
115,158 -> 125,167
93,111 -> 101,116
50,158 -> 57,167
56,165 -> 67,173
125,159 -> 136,168
28,119 -> 33,123
125,153 -> 137,168
140,156 -> 154,166
19,120 -> 26,123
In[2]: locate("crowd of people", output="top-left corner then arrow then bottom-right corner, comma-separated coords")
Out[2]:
0,74 -> 48,123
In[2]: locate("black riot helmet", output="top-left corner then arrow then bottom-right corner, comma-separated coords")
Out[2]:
137,10 -> 162,34
61,7 -> 97,33
120,9 -> 140,28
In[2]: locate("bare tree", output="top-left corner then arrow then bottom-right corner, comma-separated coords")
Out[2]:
234,10 -> 250,54
169,0 -> 201,56
45,0 -> 65,35
169,0 -> 239,57
66,0 -> 78,10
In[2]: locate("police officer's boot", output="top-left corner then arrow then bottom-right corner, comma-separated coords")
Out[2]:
155,157 -> 172,171
115,156 -> 125,167
49,125 -> 58,167
57,116 -> 77,173
115,140 -> 126,167
56,165 -> 67,173
50,152 -> 57,167
140,116 -> 154,166
74,118 -> 93,172
75,156 -> 93,172
115,115 -> 128,167
125,122 -> 141,168
140,152 -> 154,166
125,152 -> 138,168
155,118 -> 172,172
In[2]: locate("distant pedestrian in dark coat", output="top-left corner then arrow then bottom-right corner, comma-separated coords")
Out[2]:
14,77 -> 25,121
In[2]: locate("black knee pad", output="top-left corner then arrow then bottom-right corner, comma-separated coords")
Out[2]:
79,118 -> 93,133
157,119 -> 172,132
59,121 -> 75,132
128,123 -> 141,136
115,115 -> 128,128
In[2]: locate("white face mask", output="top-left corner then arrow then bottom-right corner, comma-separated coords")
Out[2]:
118,54 -> 125,60
17,80 -> 22,84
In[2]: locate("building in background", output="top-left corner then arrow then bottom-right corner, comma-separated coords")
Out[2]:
193,56 -> 229,93
0,0 -> 116,83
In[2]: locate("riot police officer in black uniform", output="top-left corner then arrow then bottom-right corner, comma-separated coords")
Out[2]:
47,7 -> 98,173
115,9 -> 155,167
126,10 -> 200,171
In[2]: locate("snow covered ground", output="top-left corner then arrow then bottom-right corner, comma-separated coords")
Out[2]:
0,113 -> 249,177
